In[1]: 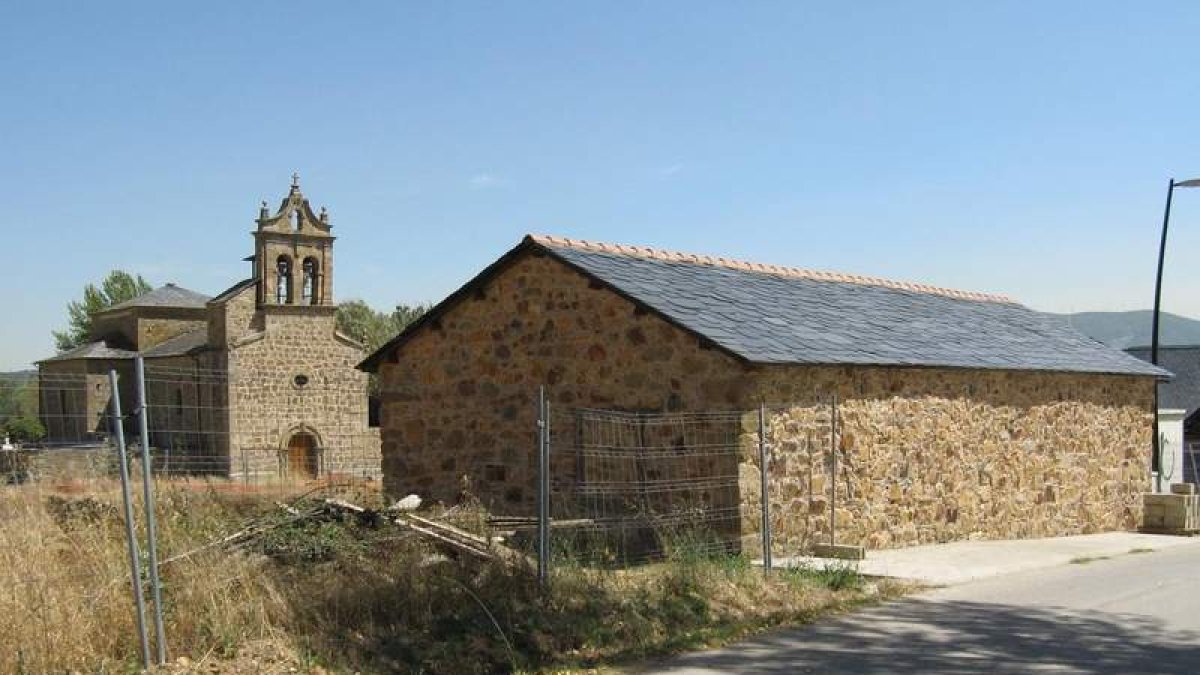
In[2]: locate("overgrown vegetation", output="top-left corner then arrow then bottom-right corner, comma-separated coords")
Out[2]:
0,373 -> 42,442
0,483 -> 904,674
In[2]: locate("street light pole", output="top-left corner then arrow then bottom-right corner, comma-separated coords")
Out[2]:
1151,179 -> 1174,492
1151,177 -> 1200,491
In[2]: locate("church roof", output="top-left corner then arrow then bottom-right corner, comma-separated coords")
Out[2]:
209,278 -> 256,305
38,341 -> 137,363
361,234 -> 1170,379
99,283 -> 211,314
140,328 -> 210,359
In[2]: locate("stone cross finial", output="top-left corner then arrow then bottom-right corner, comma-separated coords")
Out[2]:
319,206 -> 328,223
291,172 -> 300,190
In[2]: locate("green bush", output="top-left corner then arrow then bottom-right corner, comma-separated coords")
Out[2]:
4,416 -> 45,443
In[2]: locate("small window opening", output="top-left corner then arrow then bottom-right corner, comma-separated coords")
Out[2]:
293,374 -> 309,388
290,209 -> 301,231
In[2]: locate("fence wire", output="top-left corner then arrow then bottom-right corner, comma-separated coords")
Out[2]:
545,406 -> 747,565
2,367 -> 382,496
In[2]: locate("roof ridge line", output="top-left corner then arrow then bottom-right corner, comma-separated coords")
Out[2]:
526,234 -> 1016,304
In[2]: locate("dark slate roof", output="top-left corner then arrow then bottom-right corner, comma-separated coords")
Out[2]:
1126,346 -> 1200,418
100,284 -> 211,313
210,278 -> 256,304
38,341 -> 136,363
140,328 -> 210,359
359,235 -> 1170,378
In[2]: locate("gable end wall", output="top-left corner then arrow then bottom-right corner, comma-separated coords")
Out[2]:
376,251 -> 749,510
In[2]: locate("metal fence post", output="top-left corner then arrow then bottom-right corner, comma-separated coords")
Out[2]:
109,369 -> 151,670
537,386 -> 549,586
135,357 -> 167,664
758,403 -> 772,571
829,392 -> 838,547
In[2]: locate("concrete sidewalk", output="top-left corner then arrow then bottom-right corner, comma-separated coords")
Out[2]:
776,532 -> 1200,585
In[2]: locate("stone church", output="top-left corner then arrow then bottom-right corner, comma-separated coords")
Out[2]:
38,177 -> 380,480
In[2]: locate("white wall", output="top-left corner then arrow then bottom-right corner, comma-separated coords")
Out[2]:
1154,409 -> 1186,492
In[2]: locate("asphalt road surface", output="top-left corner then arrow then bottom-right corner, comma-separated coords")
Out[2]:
645,543 -> 1200,674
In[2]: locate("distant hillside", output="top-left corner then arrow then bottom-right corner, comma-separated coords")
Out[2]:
1052,310 -> 1200,349
0,370 -> 35,382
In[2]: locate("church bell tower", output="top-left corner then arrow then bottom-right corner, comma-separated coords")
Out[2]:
253,174 -> 335,308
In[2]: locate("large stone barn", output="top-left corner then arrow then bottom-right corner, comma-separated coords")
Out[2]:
37,177 -> 380,481
360,235 -> 1166,551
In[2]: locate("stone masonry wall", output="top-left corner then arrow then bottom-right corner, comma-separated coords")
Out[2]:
376,251 -> 1155,545
736,367 -> 1153,553
228,305 -> 378,480
138,317 -> 206,351
208,283 -> 260,347
91,310 -> 205,351
38,360 -> 133,442
376,250 -> 750,511
142,352 -> 230,474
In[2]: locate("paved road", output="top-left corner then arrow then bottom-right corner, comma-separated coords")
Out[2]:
646,544 -> 1200,674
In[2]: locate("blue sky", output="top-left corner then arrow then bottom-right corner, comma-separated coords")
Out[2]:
3,2 -> 1200,370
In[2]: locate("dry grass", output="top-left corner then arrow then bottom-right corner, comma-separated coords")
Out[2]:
0,480 -> 290,673
0,481 -> 906,674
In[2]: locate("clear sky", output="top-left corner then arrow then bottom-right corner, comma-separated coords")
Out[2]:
3,2 -> 1200,370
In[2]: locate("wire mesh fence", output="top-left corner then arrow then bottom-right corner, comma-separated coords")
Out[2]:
2,366 -> 382,496
0,362 -> 387,670
544,404 -> 750,566
1185,442 -> 1200,485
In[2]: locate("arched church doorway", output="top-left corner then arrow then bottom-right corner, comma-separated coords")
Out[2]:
287,432 -> 319,479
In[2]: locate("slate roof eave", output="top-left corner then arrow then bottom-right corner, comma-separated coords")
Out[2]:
37,341 -> 137,364
96,284 -> 212,314
139,327 -> 211,359
209,278 -> 256,305
360,235 -> 1171,379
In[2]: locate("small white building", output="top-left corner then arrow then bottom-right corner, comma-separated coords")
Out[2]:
1127,346 -> 1200,487
1155,409 -> 1187,492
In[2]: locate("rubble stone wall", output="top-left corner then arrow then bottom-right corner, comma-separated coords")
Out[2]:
375,250 -> 1155,545
375,250 -> 749,510
229,307 -> 378,480
737,367 -> 1154,553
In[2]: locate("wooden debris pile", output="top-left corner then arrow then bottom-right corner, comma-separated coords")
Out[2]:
325,498 -> 531,566
163,496 -> 531,570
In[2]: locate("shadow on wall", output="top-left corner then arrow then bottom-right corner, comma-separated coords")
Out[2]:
657,598 -> 1200,674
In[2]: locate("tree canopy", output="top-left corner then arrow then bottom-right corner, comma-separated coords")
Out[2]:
0,374 -> 41,443
336,300 -> 431,356
52,270 -> 153,352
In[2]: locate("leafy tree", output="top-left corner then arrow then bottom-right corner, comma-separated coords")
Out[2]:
336,300 -> 431,355
0,375 -> 38,421
52,271 -> 153,352
4,415 -> 45,443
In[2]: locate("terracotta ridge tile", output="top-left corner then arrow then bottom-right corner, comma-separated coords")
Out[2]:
526,233 -> 1015,304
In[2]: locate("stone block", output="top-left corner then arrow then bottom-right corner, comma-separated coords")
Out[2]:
811,543 -> 866,560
